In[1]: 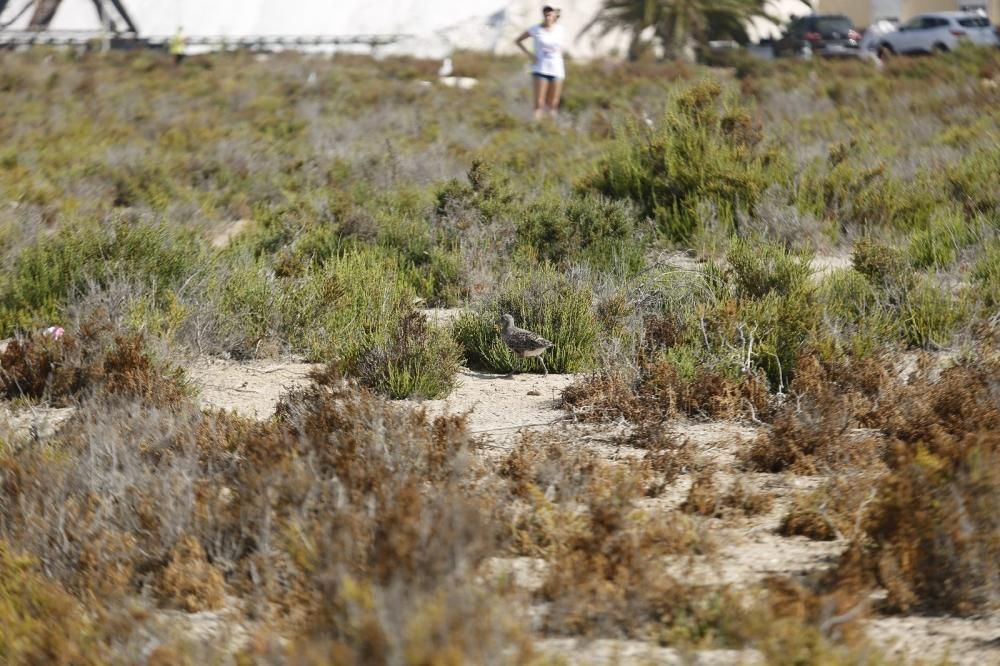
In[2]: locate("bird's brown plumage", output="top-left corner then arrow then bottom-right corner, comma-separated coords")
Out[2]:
499,314 -> 553,374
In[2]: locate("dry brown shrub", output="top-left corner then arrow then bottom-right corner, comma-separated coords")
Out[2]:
563,361 -> 770,450
742,352 -> 890,474
681,471 -> 773,519
0,540 -> 104,665
499,432 -> 631,504
759,575 -> 869,650
642,435 -> 698,485
779,476 -> 876,543
0,324 -> 188,408
824,358 -> 1000,615
722,477 -> 775,517
499,432 -> 654,558
159,535 -> 226,612
535,464 -> 714,638
779,498 -> 838,541
561,371 -> 642,423
876,362 -> 1000,444
77,528 -> 138,601
681,469 -> 721,517
639,361 -> 770,422
0,334 -> 96,401
147,646 -> 192,666
99,334 -> 190,407
0,369 -> 527,661
843,431 -> 1000,615
494,433 -> 716,639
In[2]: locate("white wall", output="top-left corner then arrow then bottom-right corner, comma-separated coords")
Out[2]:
2,0 -> 808,56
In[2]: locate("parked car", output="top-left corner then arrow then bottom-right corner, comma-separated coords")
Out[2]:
773,14 -> 861,58
877,12 -> 999,57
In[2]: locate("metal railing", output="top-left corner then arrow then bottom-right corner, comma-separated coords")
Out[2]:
0,30 -> 409,50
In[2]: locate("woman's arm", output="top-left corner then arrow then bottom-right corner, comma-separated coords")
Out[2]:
515,30 -> 533,60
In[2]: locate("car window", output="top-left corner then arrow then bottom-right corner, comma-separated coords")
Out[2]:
816,16 -> 853,33
958,16 -> 990,27
916,17 -> 945,29
901,17 -> 924,30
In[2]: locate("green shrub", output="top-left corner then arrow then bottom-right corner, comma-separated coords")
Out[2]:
907,208 -> 969,270
344,310 -> 461,399
899,278 -> 965,349
584,79 -> 784,242
517,193 -> 647,275
434,159 -> 516,224
0,218 -> 205,336
945,146 -> 1000,217
453,267 -> 599,374
851,238 -> 913,294
304,249 -> 418,361
972,241 -> 1000,307
377,215 -> 467,306
795,146 -> 940,231
213,247 -> 419,362
851,239 -> 963,348
703,239 -> 818,388
725,236 -> 813,299
816,269 -> 898,356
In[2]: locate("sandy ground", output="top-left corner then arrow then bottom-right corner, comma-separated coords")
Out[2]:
0,404 -> 76,441
186,357 -> 322,419
414,369 -> 575,447
811,253 -> 853,278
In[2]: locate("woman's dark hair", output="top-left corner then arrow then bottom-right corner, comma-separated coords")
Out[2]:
542,5 -> 555,14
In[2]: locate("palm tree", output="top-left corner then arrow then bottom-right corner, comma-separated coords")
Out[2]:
580,0 -> 776,62
578,0 -> 662,62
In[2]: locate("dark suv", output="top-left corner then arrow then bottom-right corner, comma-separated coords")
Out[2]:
773,14 -> 861,58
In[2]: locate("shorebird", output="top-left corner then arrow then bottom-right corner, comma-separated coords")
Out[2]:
498,314 -> 553,376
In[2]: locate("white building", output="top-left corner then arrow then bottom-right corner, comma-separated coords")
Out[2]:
1,0 -> 812,57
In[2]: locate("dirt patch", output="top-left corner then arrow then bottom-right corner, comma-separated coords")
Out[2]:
0,405 -> 76,441
811,253 -> 853,279
412,369 -> 576,447
210,219 -> 251,249
186,357 -> 321,419
866,614 -> 1000,666
536,638 -> 763,665
420,307 -> 467,326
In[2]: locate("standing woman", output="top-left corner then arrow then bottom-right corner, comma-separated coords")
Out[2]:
515,6 -> 565,120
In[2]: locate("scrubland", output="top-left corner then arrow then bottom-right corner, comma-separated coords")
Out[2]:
0,45 -> 999,664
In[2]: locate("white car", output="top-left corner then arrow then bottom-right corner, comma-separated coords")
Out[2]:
878,11 -> 999,56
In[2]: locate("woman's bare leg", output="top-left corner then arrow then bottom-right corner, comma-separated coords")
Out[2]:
533,77 -> 549,121
546,79 -> 563,118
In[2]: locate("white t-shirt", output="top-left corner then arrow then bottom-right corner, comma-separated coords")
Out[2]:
528,24 -> 565,79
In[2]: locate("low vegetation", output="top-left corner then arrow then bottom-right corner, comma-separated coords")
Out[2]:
1,43 -> 998,663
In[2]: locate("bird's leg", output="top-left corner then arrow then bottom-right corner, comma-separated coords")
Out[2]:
540,356 -> 548,376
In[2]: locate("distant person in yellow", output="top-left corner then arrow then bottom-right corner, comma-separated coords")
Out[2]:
515,6 -> 564,121
169,26 -> 186,65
